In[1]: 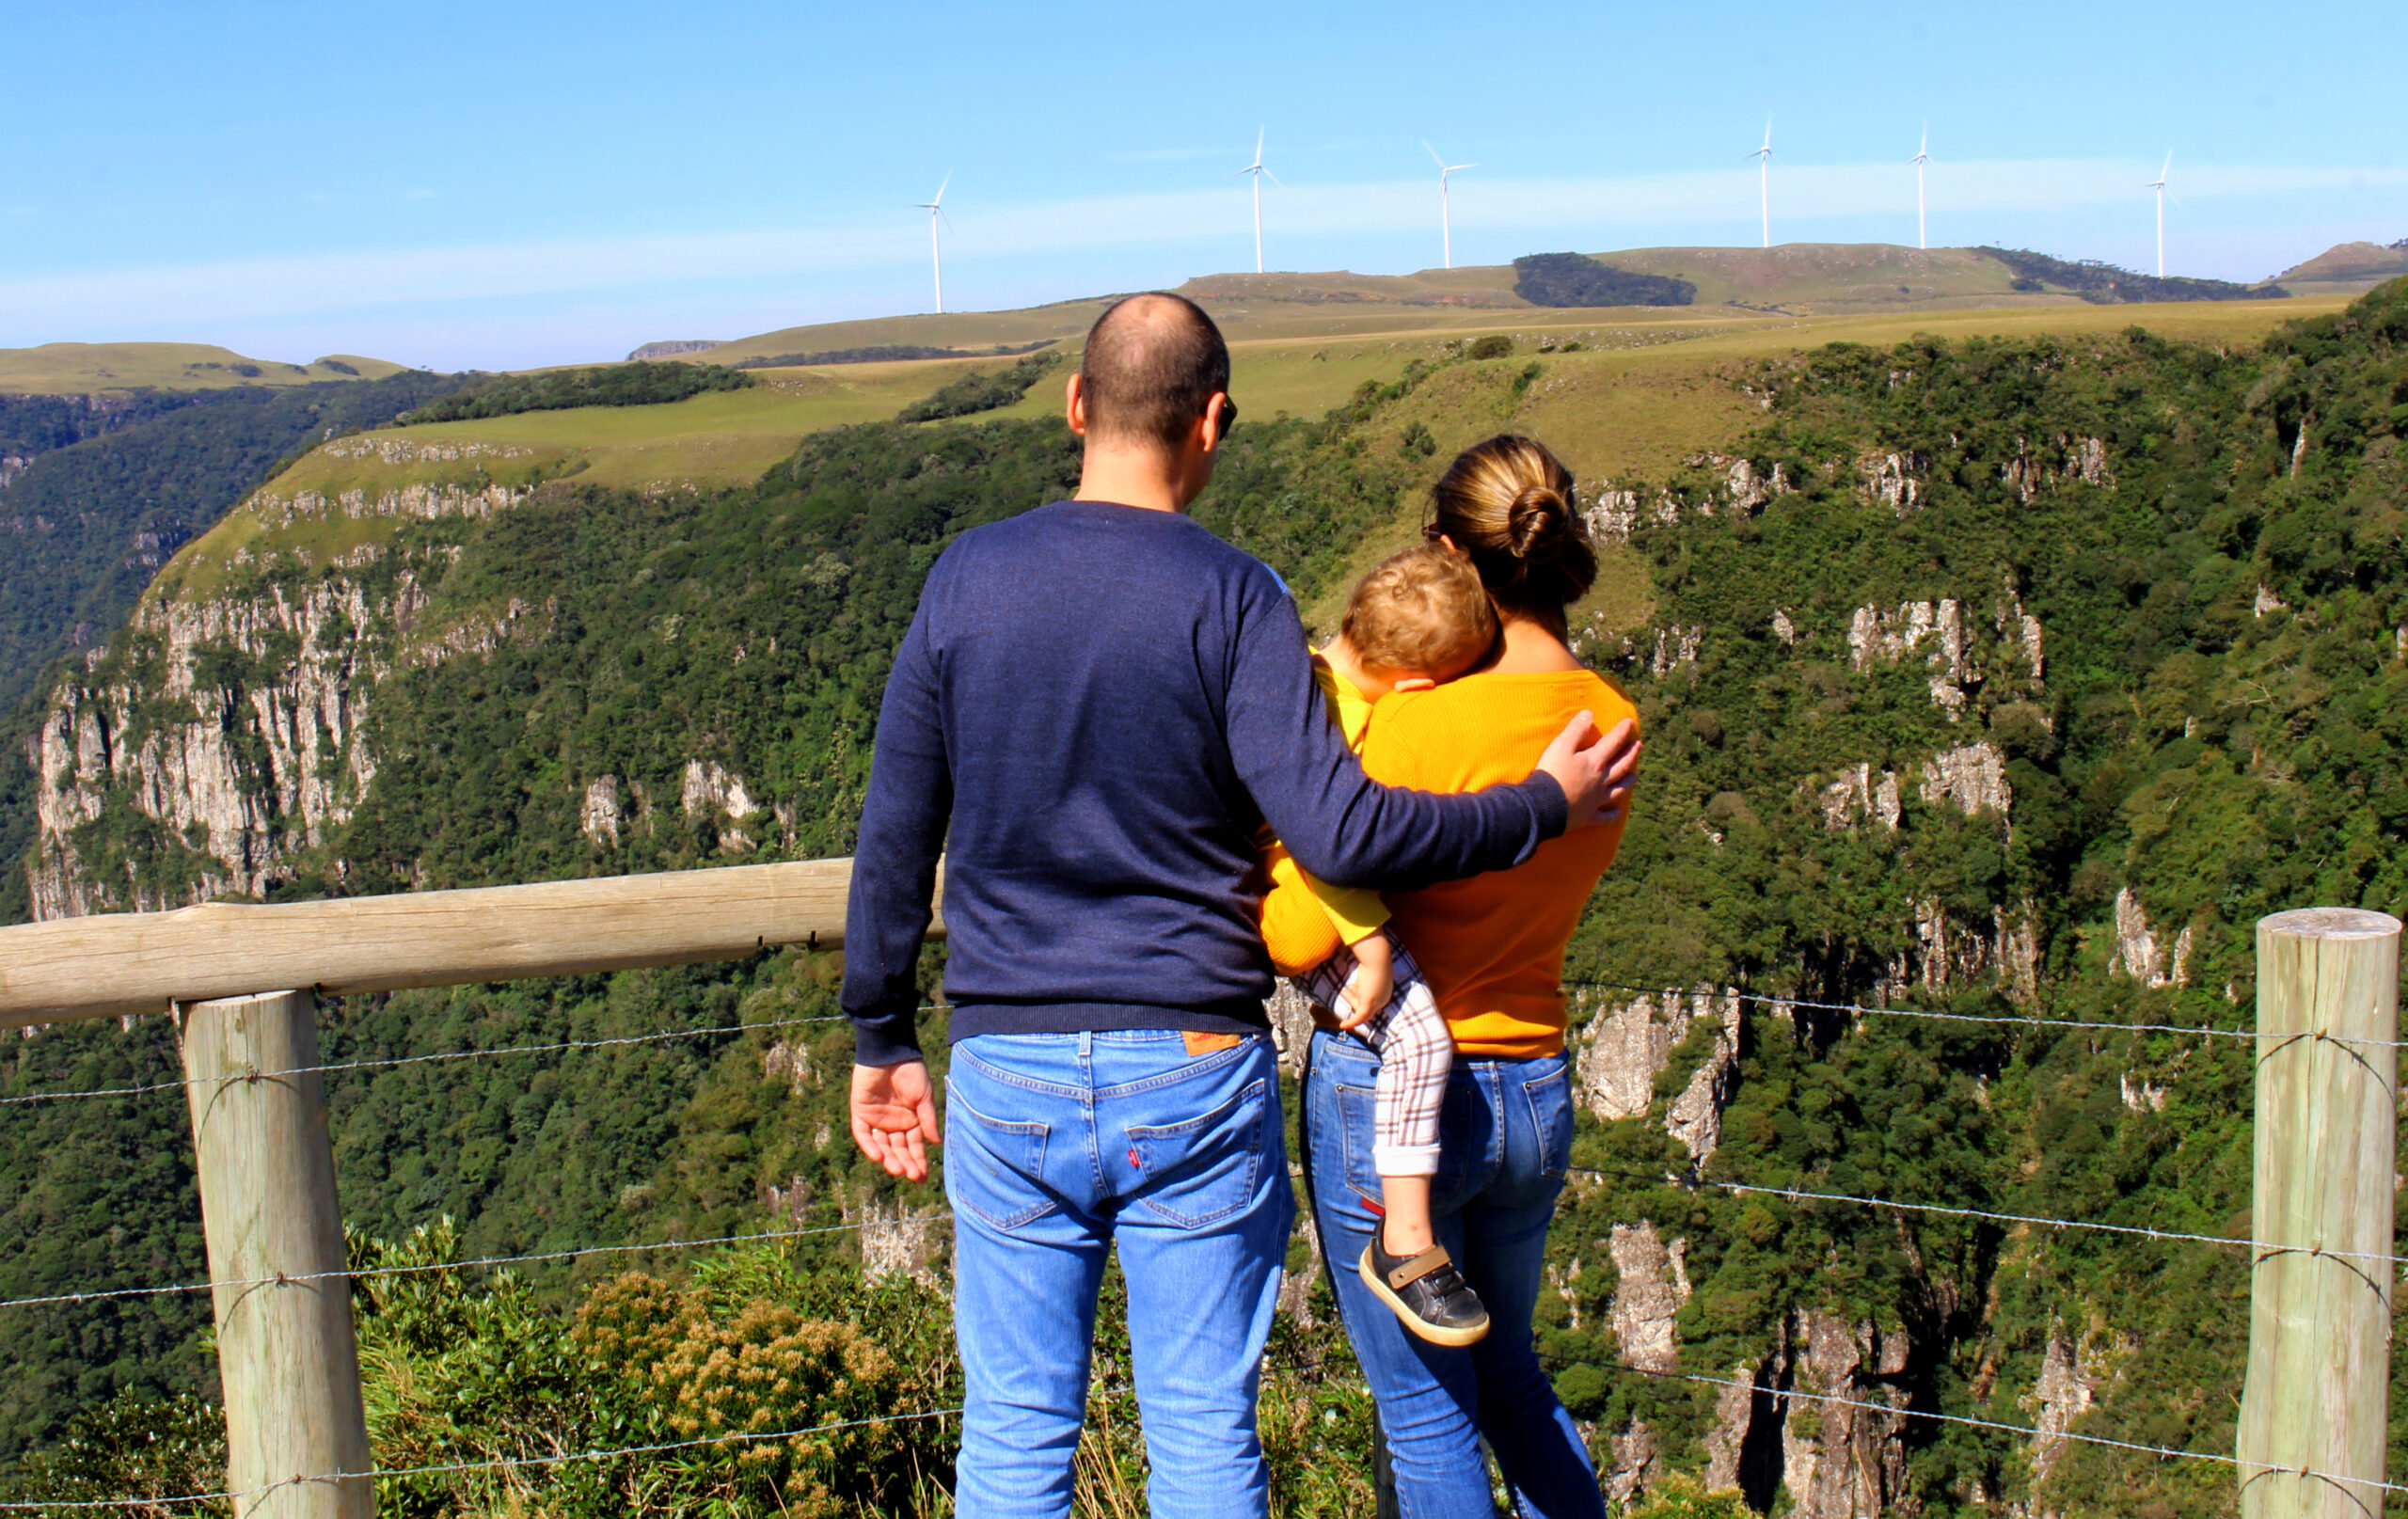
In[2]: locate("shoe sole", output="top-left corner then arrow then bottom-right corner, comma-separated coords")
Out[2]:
1358,1245 -> 1490,1347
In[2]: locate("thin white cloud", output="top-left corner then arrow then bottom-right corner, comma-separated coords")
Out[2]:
3,157 -> 2400,340
1105,147 -> 1231,163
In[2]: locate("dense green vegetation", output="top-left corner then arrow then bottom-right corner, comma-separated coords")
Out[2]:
0,392 -> 202,464
895,351 -> 1066,423
1515,253 -> 1698,308
400,362 -> 751,425
729,341 -> 1056,370
1980,245 -> 2288,303
0,372 -> 465,723
1549,280 -> 2408,1512
9,282 -> 2408,1511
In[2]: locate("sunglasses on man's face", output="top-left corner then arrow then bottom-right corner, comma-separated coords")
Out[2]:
1214,396 -> 1238,442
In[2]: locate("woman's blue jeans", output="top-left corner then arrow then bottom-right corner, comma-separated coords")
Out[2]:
944,1030 -> 1294,1518
1303,1028 -> 1607,1519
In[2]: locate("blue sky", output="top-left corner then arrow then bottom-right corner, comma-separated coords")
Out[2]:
3,0 -> 2403,371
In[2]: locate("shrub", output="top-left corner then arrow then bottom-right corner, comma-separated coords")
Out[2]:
1513,254 -> 1696,309
897,351 -> 1066,423
402,361 -> 752,424
0,1391 -> 228,1518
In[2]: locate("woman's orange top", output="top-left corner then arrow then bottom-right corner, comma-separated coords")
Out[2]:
1357,670 -> 1639,1058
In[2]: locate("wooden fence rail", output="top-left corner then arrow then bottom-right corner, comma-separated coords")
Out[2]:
0,857 -> 945,1032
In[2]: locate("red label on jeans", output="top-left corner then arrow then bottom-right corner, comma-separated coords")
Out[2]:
1129,1147 -> 1141,1170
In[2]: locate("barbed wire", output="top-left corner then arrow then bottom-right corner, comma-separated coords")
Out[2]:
0,1005 -> 962,1109
0,1406 -> 965,1511
1571,979 -> 2408,1053
0,1214 -> 955,1314
1563,979 -> 2294,1044
1644,1369 -> 2408,1497
1567,1165 -> 2408,1272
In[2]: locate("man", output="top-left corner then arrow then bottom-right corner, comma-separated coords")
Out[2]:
843,293 -> 1639,1517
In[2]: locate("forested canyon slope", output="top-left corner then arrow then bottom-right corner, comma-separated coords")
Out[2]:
6,282 -> 2408,1516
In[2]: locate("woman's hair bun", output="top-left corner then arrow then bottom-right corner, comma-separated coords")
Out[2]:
1429,434 -> 1597,615
1506,483 -> 1570,560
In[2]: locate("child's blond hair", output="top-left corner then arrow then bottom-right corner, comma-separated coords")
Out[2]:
1339,545 -> 1499,676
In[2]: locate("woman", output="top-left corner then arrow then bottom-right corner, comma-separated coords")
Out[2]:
1304,435 -> 1640,1518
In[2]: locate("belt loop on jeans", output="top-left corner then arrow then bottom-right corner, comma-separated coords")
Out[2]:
1078,1029 -> 1093,1056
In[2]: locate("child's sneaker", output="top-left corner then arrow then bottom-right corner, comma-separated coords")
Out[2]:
1360,1238 -> 1489,1346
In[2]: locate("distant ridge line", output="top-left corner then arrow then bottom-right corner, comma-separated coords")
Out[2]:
726,340 -> 1059,370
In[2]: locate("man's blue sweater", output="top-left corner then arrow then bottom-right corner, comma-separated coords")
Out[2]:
841,499 -> 1570,1064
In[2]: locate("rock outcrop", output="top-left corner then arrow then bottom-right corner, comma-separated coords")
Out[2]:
1583,455 -> 1788,541
681,760 -> 759,851
1858,451 -> 1925,515
1608,1222 -> 1691,1373
1879,899 -> 2040,1004
1667,999 -> 1741,1161
2025,1334 -> 2097,1489
1604,1421 -> 1659,1509
580,776 -> 624,847
1780,1312 -> 1913,1519
1920,741 -> 2012,818
1703,1369 -> 1769,1495
2107,888 -> 2192,988
2001,434 -> 2114,502
847,1197 -> 942,1287
1846,591 -> 2046,717
1649,625 -> 1703,675
1820,763 -> 1902,831
1703,1314 -> 1916,1519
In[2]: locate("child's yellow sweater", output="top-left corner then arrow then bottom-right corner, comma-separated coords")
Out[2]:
1259,657 -> 1387,975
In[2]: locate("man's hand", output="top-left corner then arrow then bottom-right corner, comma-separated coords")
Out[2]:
1535,713 -> 1641,830
851,1059 -> 943,1182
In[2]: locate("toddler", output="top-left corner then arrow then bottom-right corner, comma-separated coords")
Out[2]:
1259,544 -> 1497,1346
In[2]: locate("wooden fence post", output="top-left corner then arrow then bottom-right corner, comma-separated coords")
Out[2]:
2239,908 -> 2401,1518
179,991 -> 374,1519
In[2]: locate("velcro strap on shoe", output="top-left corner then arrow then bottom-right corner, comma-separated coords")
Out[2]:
1386,1245 -> 1454,1290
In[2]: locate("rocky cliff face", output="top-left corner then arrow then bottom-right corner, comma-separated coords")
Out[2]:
1693,1312 -> 1916,1519
1576,986 -> 1741,1161
24,471 -> 527,918
1607,1221 -> 1691,1373
29,579 -> 387,915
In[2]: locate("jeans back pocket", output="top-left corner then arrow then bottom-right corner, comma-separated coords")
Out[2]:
1522,1060 -> 1574,1181
944,1082 -> 1055,1231
1127,1077 -> 1269,1229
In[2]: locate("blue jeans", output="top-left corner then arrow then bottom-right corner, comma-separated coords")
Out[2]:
944,1031 -> 1294,1518
1303,1029 -> 1605,1519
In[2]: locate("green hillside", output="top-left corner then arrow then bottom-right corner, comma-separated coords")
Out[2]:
0,372 -> 467,714
0,344 -> 409,395
2278,238 -> 2408,299
6,278 -> 2408,1510
687,245 -> 2214,373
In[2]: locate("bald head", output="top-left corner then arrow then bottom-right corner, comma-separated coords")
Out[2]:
1078,293 -> 1229,451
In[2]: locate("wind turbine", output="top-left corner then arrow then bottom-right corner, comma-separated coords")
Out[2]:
2146,152 -> 2172,277
914,173 -> 952,314
1910,126 -> 1930,251
1234,128 -> 1281,274
1425,141 -> 1479,269
1749,119 -> 1773,249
